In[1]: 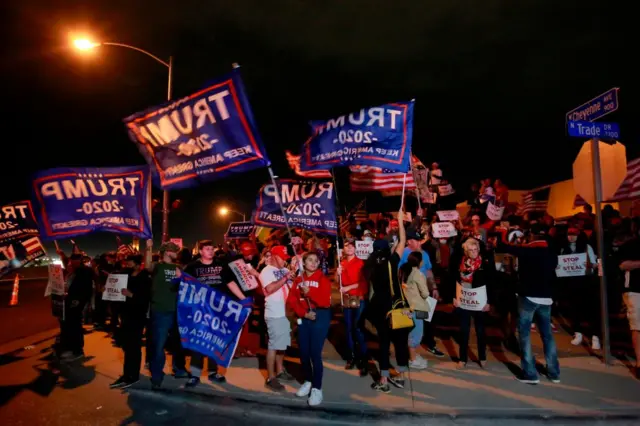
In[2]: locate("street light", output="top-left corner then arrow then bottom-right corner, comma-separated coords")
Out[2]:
72,36 -> 174,243
218,206 -> 246,222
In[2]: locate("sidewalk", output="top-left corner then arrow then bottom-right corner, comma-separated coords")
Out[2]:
49,324 -> 640,420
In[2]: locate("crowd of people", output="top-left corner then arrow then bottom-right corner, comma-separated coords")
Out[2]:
50,179 -> 640,407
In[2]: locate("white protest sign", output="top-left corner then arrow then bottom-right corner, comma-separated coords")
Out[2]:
228,259 -> 259,292
456,283 -> 487,311
424,296 -> 438,322
355,241 -> 373,259
102,274 -> 128,302
486,202 -> 505,221
438,184 -> 455,196
45,264 -> 65,296
431,222 -> 458,238
436,210 -> 459,221
556,253 -> 587,278
422,191 -> 437,204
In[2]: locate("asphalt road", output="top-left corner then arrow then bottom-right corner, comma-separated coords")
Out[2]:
0,279 -> 59,345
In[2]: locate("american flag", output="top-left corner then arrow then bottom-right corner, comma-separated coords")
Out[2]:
349,160 -> 417,195
517,187 -> 550,215
607,157 -> 640,202
285,151 -> 332,179
22,237 -> 44,256
117,244 -> 135,256
340,200 -> 368,233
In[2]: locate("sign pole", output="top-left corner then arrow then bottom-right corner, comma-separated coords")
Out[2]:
590,137 -> 612,365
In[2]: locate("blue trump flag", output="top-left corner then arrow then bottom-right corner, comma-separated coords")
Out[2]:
123,69 -> 270,190
176,273 -> 252,368
0,200 -> 39,244
31,166 -> 153,241
252,179 -> 337,236
299,100 -> 414,173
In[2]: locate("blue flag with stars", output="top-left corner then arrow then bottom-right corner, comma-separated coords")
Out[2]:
176,273 -> 252,367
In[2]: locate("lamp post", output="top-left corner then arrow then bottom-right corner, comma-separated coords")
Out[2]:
219,206 -> 246,222
72,38 -> 173,243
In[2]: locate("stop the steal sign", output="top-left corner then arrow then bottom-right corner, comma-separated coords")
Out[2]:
556,253 -> 587,278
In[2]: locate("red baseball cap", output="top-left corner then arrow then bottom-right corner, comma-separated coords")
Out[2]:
270,245 -> 290,261
390,219 -> 399,228
240,242 -> 257,256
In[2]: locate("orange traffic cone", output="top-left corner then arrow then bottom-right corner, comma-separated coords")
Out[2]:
9,274 -> 19,306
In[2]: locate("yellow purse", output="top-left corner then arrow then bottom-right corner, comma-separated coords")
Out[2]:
386,262 -> 415,330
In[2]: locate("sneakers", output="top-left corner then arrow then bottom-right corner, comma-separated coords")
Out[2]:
409,356 -> 428,370
591,336 -> 601,350
551,323 -> 558,333
426,346 -> 445,358
276,370 -> 295,382
109,376 -> 128,389
548,376 -> 561,384
571,332 -> 583,346
296,381 -> 312,397
265,378 -> 285,392
185,377 -> 200,388
208,372 -> 226,383
371,381 -> 391,393
308,388 -> 323,406
517,376 -> 540,385
388,376 -> 405,389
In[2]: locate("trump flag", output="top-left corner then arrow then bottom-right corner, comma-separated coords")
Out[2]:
124,69 -> 271,190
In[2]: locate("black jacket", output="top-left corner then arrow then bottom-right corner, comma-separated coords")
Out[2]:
496,241 -> 558,299
452,251 -> 497,304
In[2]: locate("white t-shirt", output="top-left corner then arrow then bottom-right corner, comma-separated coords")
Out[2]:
259,265 -> 290,319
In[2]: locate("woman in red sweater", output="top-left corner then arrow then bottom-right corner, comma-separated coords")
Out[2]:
287,252 -> 332,407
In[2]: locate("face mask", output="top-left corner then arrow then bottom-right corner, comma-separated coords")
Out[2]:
364,236 -> 373,242
439,239 -> 448,244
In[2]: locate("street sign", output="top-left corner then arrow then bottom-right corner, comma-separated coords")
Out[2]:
568,120 -> 620,139
566,87 -> 619,122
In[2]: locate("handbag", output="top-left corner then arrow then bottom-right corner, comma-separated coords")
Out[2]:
386,262 -> 415,330
342,293 -> 361,309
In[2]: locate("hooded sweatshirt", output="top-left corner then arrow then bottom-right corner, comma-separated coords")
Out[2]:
287,269 -> 332,318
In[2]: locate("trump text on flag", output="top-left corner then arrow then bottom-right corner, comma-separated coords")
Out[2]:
300,101 -> 414,172
31,166 -> 153,240
124,70 -> 270,190
0,201 -> 38,243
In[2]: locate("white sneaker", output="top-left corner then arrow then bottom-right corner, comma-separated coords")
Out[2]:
409,356 -> 428,370
571,332 -> 583,346
296,381 -> 312,398
307,388 -> 323,406
591,336 -> 601,350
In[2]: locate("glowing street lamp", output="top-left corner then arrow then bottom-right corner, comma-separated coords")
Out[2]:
218,206 -> 245,222
70,34 -> 173,243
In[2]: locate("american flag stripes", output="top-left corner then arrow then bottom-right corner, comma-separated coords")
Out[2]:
285,151 -> 332,179
607,157 -> 640,202
517,187 -> 551,215
348,165 -> 416,194
23,237 -> 44,256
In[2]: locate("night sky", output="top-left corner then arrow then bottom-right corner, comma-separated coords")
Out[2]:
1,0 -> 635,255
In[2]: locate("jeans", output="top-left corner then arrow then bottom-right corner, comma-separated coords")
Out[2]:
121,314 -> 145,381
298,308 -> 331,389
518,297 -> 560,380
344,301 -> 367,358
149,310 -> 188,384
409,312 -> 424,348
457,308 -> 486,363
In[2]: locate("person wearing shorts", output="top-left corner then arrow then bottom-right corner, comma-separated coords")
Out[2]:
618,221 -> 640,380
259,246 -> 295,391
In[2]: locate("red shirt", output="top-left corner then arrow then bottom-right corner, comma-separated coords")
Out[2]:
287,270 -> 332,318
340,256 -> 368,298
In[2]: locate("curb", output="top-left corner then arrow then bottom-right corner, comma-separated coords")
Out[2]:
127,383 -> 640,424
